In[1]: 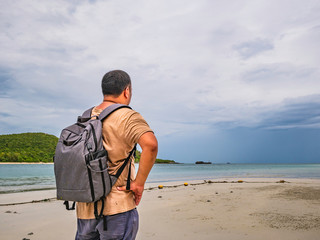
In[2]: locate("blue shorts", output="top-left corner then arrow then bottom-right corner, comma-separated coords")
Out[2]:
75,208 -> 139,240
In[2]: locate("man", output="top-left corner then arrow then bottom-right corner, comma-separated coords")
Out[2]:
76,70 -> 158,240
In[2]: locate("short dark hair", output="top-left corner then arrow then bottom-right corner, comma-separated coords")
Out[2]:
101,70 -> 131,96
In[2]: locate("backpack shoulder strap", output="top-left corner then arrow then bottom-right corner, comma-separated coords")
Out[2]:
98,104 -> 132,121
77,107 -> 94,123
81,107 -> 94,118
80,104 -> 131,120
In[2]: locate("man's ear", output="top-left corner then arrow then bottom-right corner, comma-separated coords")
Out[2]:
124,86 -> 130,99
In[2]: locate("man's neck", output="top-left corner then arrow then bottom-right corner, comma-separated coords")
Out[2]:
103,99 -> 118,104
96,97 -> 129,110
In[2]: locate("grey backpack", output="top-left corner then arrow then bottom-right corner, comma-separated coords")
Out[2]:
54,104 -> 136,220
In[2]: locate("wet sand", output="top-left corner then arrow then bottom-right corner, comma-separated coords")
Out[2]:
0,178 -> 319,240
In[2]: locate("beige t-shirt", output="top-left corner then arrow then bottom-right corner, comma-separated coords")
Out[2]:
76,106 -> 153,219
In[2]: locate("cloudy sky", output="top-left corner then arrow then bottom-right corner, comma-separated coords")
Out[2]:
1,0 -> 320,163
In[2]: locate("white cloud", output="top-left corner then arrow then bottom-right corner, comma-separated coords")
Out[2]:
0,0 -> 319,137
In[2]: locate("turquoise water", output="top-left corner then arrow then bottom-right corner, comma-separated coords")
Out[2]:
0,163 -> 319,193
147,163 -> 320,182
0,164 -> 55,193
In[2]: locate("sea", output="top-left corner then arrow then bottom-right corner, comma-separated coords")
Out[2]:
0,163 -> 320,194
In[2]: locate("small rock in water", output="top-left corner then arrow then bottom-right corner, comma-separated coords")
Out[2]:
158,196 -> 162,198
22,238 -> 30,240
207,200 -> 211,202
28,232 -> 34,235
215,192 -> 218,194
230,191 -> 233,193
5,211 -> 12,213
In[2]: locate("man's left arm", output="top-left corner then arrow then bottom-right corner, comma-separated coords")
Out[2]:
117,131 -> 158,205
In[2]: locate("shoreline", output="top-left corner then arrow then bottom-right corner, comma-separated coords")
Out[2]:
0,162 -> 54,164
1,177 -> 320,196
1,162 -> 319,164
1,177 -> 319,240
1,177 -> 319,204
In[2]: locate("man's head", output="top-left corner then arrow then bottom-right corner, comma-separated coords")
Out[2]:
101,70 -> 132,104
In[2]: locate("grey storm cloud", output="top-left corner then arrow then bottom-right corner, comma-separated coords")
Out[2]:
0,0 -> 320,139
259,95 -> 320,129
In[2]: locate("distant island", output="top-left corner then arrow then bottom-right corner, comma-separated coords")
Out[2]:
134,150 -> 177,164
195,161 -> 212,164
0,133 -> 176,164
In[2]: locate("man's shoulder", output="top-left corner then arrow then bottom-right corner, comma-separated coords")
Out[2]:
112,107 -> 149,125
95,105 -> 135,119
113,106 -> 136,117
108,106 -> 145,122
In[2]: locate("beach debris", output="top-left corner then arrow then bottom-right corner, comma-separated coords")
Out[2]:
230,191 -> 233,193
238,180 -> 244,183
5,210 -> 12,213
158,185 -> 163,189
215,192 -> 218,194
158,196 -> 162,198
277,180 -> 286,183
207,200 -> 211,202
184,182 -> 188,186
27,232 -> 34,235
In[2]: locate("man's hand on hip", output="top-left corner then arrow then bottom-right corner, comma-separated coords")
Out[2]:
117,180 -> 144,206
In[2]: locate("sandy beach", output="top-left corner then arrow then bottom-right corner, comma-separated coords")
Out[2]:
1,178 -> 319,240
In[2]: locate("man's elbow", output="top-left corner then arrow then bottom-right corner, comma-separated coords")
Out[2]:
139,132 -> 158,155
144,138 -> 158,154
148,140 -> 158,154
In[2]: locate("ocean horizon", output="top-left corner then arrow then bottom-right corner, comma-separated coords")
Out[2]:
0,163 -> 320,194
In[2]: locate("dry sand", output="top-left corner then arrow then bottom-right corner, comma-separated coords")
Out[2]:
0,178 -> 319,240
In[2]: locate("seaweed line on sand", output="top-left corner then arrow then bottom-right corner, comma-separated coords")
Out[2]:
0,180 -> 290,205
0,198 -> 56,206
146,180 -> 289,190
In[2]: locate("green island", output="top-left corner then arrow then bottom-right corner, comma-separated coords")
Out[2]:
0,133 -> 176,164
0,133 -> 58,163
134,150 -> 177,164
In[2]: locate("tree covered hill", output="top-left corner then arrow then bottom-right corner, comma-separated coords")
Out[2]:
134,150 -> 177,164
0,133 -> 58,162
0,132 -> 176,164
